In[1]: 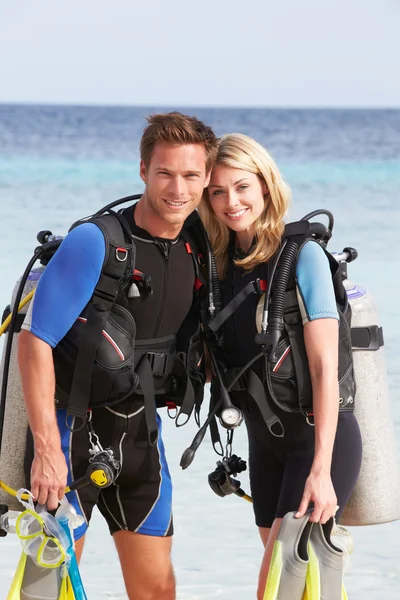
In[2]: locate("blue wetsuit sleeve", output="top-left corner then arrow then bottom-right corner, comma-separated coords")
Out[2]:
21,223 -> 106,347
295,241 -> 339,324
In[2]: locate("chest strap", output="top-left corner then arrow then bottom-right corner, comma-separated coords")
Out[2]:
208,279 -> 265,333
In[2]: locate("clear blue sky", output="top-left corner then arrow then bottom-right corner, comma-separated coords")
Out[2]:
1,0 -> 399,107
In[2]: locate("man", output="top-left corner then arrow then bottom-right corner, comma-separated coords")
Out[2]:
18,112 -> 218,600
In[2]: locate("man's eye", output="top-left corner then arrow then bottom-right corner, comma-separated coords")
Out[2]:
238,185 -> 248,191
186,173 -> 199,178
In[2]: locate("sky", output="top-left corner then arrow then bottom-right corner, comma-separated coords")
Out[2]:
0,0 -> 399,108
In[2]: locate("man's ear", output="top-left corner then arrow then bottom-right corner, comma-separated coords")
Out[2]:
140,160 -> 147,184
204,170 -> 211,188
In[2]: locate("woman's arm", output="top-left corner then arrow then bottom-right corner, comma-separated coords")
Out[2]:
296,318 -> 339,523
294,241 -> 340,523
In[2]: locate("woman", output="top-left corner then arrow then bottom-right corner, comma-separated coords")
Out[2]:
199,134 -> 362,598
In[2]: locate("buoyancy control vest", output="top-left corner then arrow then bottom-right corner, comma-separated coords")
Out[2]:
0,195 -> 216,444
205,211 -> 357,437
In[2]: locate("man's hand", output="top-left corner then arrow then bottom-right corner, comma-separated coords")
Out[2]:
31,444 -> 68,510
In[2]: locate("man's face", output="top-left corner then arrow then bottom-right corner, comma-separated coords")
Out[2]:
140,143 -> 211,228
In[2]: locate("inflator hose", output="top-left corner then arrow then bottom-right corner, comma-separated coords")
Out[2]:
267,240 -> 299,362
266,220 -> 333,362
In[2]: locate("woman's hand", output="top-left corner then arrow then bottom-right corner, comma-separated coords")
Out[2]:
295,468 -> 338,524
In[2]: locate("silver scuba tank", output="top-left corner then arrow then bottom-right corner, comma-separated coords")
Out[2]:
0,268 -> 44,510
339,270 -> 400,526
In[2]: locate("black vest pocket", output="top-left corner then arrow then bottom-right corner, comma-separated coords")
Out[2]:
266,335 -> 301,412
53,304 -> 139,408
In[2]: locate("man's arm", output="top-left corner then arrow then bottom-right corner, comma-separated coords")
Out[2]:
18,222 -> 106,509
18,331 -> 67,509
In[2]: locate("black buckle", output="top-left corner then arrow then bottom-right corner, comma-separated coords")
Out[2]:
0,504 -> 9,537
351,325 -> 384,351
147,352 -> 169,376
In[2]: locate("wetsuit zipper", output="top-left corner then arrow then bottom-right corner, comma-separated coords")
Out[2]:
153,241 -> 170,336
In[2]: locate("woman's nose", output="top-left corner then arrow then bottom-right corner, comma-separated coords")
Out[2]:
226,190 -> 240,208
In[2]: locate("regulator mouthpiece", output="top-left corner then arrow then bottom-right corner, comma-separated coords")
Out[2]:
180,447 -> 196,470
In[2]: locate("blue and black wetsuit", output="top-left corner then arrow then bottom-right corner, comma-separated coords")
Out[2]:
220,239 -> 362,528
23,204 -> 196,539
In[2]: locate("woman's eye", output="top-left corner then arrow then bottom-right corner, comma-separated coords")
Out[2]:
212,189 -> 224,196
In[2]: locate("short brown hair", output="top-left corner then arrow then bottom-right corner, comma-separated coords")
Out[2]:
140,112 -> 218,172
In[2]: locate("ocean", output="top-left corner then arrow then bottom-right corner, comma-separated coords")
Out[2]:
0,104 -> 399,598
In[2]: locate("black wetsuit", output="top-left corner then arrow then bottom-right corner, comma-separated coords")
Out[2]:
219,243 -> 362,528
24,204 -> 196,539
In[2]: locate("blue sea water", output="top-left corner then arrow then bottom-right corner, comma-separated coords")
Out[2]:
0,105 -> 399,598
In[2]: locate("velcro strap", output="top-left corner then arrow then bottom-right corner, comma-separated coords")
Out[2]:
247,370 -> 284,437
173,356 -> 195,426
351,325 -> 384,351
136,357 -> 159,445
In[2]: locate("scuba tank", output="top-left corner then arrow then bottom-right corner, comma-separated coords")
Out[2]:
0,267 -> 45,510
339,263 -> 400,526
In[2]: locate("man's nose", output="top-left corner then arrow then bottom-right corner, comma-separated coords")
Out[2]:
168,176 -> 186,197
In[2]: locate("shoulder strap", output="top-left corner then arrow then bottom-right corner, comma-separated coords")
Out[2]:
66,211 -> 135,430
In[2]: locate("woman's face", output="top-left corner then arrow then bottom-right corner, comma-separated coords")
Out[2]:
207,165 -> 267,233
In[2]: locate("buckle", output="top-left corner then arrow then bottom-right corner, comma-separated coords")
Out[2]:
254,279 -> 267,294
147,352 -> 169,376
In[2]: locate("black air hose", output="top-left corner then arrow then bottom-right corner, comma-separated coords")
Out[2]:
189,220 -> 222,317
267,240 -> 299,362
301,209 -> 334,233
93,194 -> 142,217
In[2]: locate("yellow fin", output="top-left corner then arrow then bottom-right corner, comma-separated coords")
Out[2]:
303,543 -> 320,600
342,582 -> 349,600
263,540 -> 283,600
7,553 -> 27,599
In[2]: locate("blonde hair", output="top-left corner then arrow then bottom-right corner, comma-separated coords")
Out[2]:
199,133 -> 291,277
